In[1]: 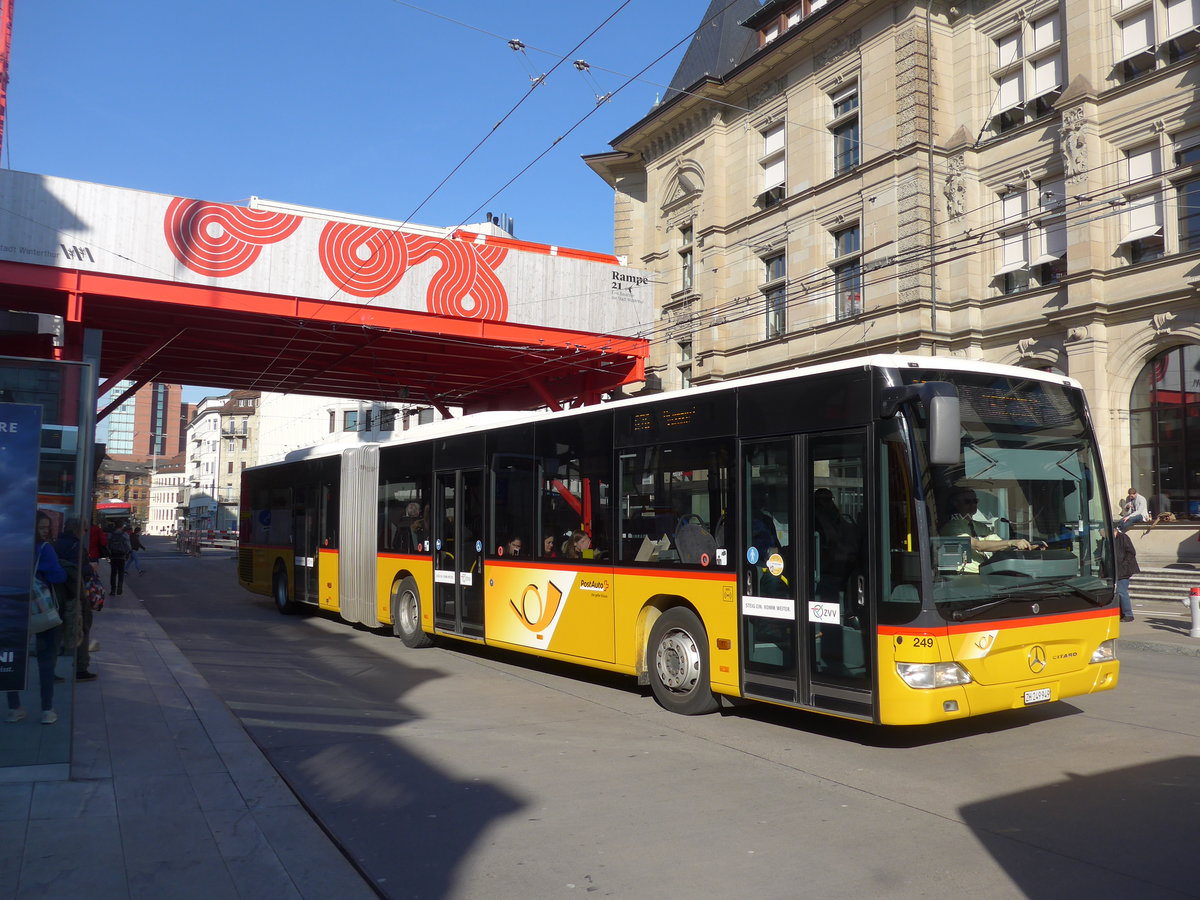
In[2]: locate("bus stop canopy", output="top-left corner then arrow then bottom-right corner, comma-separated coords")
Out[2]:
0,172 -> 651,416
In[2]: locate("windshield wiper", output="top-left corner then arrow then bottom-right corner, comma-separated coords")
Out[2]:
1033,579 -> 1107,607
950,579 -> 1107,621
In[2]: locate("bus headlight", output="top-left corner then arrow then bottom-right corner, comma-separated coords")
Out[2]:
1090,640 -> 1116,663
896,661 -> 973,689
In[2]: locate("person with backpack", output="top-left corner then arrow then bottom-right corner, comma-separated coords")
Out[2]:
107,523 -> 132,595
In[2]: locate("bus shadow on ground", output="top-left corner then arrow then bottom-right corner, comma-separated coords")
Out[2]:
716,696 -> 1082,747
959,756 -> 1200,897
195,600 -> 525,900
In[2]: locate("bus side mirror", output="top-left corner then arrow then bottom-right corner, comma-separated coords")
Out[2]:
881,381 -> 961,466
927,394 -> 961,466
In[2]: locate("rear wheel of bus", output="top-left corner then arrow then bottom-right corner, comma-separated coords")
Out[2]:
648,607 -> 719,715
273,564 -> 295,615
392,576 -> 433,648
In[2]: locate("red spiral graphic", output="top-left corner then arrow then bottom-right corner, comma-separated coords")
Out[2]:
408,235 -> 509,321
316,223 -> 408,297
164,198 -> 300,277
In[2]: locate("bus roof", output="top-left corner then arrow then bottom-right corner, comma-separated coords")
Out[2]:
258,354 -> 1081,470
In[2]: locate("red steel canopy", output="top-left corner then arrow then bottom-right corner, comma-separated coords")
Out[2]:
1,260 -> 647,417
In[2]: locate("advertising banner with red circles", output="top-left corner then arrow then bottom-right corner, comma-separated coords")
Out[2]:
0,170 -> 652,335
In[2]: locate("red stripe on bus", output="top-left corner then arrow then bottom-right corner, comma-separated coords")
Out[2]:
878,606 -> 1116,636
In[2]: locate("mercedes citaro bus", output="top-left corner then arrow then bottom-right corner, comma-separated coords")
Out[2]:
239,356 -> 1119,725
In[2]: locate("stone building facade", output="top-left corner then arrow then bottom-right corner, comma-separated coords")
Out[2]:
586,0 -> 1200,516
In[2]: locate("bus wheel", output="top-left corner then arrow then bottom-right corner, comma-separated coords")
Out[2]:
392,576 -> 433,648
273,567 -> 295,615
648,607 -> 719,715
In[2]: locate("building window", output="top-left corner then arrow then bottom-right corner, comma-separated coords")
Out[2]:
679,223 -> 694,293
1033,177 -> 1068,284
831,225 -> 862,319
993,188 -> 1029,292
829,85 -> 860,175
762,252 -> 787,339
990,12 -> 1062,135
1130,345 -> 1200,517
343,410 -> 359,432
1121,145 -> 1165,263
677,339 -> 693,389
1114,0 -> 1200,81
328,410 -> 336,433
380,408 -> 398,431
758,123 -> 786,208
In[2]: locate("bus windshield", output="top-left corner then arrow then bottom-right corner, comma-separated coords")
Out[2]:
907,372 -> 1113,619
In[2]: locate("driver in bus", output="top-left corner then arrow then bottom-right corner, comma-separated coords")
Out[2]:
940,487 -> 1043,573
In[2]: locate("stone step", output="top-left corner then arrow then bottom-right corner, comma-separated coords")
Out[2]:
1130,568 -> 1200,604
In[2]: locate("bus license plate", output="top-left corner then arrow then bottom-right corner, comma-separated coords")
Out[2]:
1024,687 -> 1052,705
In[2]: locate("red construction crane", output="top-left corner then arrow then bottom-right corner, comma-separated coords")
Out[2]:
0,0 -> 11,160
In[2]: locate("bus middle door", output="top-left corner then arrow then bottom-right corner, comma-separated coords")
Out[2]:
433,469 -> 485,638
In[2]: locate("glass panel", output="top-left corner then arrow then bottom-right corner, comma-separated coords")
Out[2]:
619,441 -> 730,566
808,433 -> 868,683
879,421 -> 922,626
997,30 -> 1022,66
1032,54 -> 1061,96
1120,12 -> 1153,59
1166,0 -> 1199,36
1179,178 -> 1200,251
743,441 -> 796,680
904,372 -> 1113,618
1032,13 -> 1059,50
997,71 -> 1024,110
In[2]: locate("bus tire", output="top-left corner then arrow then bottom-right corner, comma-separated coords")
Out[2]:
273,566 -> 295,615
392,576 -> 433,648
647,607 -> 719,716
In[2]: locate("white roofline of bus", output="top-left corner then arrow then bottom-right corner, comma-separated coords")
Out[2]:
257,354 -> 1081,470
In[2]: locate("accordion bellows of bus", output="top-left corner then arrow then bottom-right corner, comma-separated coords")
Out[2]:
238,355 -> 1119,726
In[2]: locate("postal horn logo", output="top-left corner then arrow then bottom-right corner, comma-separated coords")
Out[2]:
510,582 -> 564,633
1028,644 -> 1047,674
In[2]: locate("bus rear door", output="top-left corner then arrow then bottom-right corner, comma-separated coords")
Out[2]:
433,469 -> 485,638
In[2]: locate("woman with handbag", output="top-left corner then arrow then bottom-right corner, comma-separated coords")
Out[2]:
6,512 -> 67,725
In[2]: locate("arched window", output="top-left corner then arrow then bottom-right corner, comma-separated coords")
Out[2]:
1129,346 -> 1200,518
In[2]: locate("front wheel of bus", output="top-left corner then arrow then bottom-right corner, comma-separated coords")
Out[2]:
392,576 -> 433,648
273,567 -> 295,615
648,607 -> 719,715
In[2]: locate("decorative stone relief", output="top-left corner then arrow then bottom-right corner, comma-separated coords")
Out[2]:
944,156 -> 967,219
815,29 -> 862,70
1017,337 -> 1037,357
748,77 -> 788,110
1066,326 -> 1089,342
1061,108 -> 1088,182
1152,311 -> 1177,334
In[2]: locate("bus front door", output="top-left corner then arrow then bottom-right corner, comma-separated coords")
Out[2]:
740,431 -> 874,718
805,431 -> 873,715
433,469 -> 485,638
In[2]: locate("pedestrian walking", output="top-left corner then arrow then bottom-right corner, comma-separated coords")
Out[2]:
107,523 -> 131,595
128,526 -> 148,575
1114,527 -> 1140,623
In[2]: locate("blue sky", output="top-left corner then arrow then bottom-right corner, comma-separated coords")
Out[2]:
11,0 -> 703,253
12,1 -> 715,405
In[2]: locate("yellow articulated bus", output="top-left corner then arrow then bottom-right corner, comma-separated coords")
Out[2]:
238,355 -> 1120,725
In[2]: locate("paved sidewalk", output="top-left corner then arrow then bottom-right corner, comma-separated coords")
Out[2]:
1119,596 -> 1200,657
0,582 -> 377,899
0,581 -> 1195,899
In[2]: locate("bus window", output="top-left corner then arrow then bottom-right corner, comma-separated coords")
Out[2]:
619,439 -> 730,566
536,418 -> 611,561
879,420 -> 922,625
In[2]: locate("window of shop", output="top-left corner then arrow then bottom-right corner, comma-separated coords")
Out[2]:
1129,345 -> 1200,518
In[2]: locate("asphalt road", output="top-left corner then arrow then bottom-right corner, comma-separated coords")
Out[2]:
128,538 -> 1200,900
